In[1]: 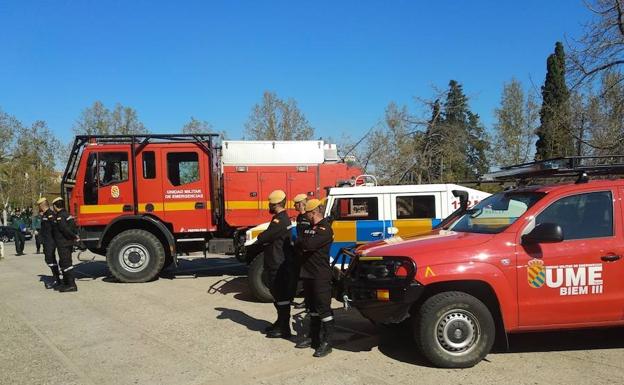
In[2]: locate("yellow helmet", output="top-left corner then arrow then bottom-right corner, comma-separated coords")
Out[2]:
52,197 -> 64,204
293,193 -> 308,204
304,199 -> 322,212
36,197 -> 48,205
268,190 -> 286,204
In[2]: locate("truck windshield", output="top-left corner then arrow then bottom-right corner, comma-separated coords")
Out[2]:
450,191 -> 545,234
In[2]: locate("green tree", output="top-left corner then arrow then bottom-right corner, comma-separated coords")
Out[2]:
245,91 -> 314,140
440,80 -> 488,180
492,79 -> 538,166
466,112 -> 490,177
535,42 -> 573,160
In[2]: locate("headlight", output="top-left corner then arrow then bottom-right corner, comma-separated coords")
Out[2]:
355,257 -> 416,281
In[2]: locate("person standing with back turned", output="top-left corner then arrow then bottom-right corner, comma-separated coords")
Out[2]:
37,197 -> 61,289
258,190 -> 295,339
52,197 -> 79,293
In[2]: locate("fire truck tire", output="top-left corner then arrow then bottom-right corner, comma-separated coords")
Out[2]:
248,253 -> 274,303
414,291 -> 495,368
107,229 -> 166,283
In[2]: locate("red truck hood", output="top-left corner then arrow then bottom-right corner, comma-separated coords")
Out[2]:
357,230 -> 494,257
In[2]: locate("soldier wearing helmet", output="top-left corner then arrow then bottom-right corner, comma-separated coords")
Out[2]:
258,190 -> 295,339
51,197 -> 79,292
37,197 -> 61,289
294,198 -> 334,357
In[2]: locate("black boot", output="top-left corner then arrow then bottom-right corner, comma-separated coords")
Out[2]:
58,272 -> 78,293
264,304 -> 280,333
313,319 -> 333,357
266,304 -> 291,339
295,316 -> 320,349
45,266 -> 62,289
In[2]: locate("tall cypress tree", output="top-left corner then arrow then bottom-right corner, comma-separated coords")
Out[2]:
535,42 -> 573,160
442,80 -> 471,179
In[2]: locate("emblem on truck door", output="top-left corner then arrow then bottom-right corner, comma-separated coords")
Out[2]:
527,259 -> 546,288
527,258 -> 605,296
111,185 -> 120,198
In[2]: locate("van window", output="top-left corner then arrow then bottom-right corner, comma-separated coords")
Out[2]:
167,152 -> 199,186
98,152 -> 128,186
332,197 -> 379,220
142,151 -> 156,179
396,195 -> 436,219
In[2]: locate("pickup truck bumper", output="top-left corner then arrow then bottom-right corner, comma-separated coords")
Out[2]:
349,282 -> 424,324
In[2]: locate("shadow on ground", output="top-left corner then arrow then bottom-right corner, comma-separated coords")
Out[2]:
213,303 -> 624,367
60,256 -> 249,283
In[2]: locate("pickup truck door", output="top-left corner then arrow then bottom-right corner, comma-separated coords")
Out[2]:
516,188 -> 624,327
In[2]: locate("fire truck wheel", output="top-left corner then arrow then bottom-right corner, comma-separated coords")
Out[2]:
107,229 -> 166,283
248,253 -> 274,303
414,291 -> 495,368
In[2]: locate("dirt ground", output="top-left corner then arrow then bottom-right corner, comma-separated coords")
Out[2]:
1,240 -> 623,385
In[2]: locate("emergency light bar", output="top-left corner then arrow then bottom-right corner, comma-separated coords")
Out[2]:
480,155 -> 624,183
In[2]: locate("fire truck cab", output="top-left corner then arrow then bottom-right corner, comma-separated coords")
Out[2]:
61,134 -> 360,283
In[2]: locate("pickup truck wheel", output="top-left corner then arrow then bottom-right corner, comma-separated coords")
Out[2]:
1,234 -> 9,243
106,229 -> 165,283
248,253 -> 274,303
414,291 -> 495,368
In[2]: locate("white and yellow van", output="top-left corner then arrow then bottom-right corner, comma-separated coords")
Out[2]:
244,183 -> 490,302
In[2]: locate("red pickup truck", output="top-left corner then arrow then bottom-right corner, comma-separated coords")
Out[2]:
342,157 -> 624,368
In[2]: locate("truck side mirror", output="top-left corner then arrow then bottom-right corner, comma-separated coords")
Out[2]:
522,223 -> 564,244
452,190 -> 469,210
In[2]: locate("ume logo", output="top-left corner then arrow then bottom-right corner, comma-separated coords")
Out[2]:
527,259 -> 604,296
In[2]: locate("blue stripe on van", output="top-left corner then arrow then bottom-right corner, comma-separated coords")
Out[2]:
355,220 -> 385,242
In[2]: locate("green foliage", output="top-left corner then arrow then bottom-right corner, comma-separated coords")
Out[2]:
363,80 -> 489,184
0,111 -> 61,214
535,42 -> 574,160
245,91 -> 314,140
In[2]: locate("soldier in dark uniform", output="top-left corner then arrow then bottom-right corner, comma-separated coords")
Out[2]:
290,193 -> 310,304
37,197 -> 61,289
294,199 -> 335,357
10,208 -> 25,256
32,209 -> 42,254
51,197 -> 79,293
258,190 -> 294,339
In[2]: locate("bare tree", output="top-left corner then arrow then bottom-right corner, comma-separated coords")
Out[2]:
568,0 -> 624,87
492,79 -> 539,167
181,117 -> 213,134
73,101 -> 148,135
110,103 -> 148,135
245,91 -> 314,140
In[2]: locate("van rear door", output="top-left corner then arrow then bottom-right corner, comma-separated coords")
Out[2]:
390,192 -> 442,237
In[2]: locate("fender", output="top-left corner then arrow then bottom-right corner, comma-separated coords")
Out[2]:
417,261 -> 518,331
98,215 -> 177,258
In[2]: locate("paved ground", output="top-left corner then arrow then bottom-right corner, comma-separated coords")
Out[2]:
1,240 -> 624,385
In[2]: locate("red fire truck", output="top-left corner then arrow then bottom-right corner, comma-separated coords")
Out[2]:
61,134 -> 360,284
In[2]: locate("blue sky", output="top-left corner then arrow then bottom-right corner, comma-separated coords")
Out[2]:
0,0 -> 592,145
